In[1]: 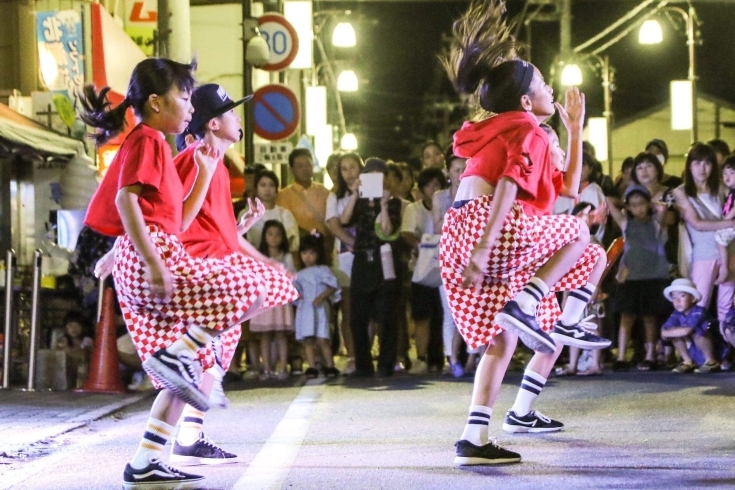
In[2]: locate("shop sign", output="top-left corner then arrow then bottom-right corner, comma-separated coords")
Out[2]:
36,10 -> 85,97
124,0 -> 157,56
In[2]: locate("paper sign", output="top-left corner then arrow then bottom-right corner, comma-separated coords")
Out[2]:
359,173 -> 383,199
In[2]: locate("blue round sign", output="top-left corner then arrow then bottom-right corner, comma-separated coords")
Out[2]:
252,85 -> 300,141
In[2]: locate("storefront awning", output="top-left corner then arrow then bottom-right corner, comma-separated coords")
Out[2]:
0,103 -> 82,157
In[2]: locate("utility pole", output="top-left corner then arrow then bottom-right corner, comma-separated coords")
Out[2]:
560,0 -> 572,61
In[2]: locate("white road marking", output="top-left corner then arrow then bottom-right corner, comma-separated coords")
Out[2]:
231,379 -> 326,490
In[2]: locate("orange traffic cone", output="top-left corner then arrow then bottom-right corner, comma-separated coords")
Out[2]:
75,287 -> 127,394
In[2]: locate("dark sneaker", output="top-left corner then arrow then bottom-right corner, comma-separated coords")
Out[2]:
305,367 -> 319,378
453,439 -> 521,466
122,458 -> 204,490
502,410 -> 564,433
323,366 -> 341,378
694,360 -> 720,373
550,321 -> 612,350
495,301 -> 556,354
143,349 -> 210,412
170,432 -> 238,466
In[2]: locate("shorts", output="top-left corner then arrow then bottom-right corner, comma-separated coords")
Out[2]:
613,279 -> 672,316
440,195 -> 604,350
410,283 -> 441,321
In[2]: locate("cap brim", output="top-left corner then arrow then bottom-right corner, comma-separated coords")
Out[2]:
188,94 -> 254,134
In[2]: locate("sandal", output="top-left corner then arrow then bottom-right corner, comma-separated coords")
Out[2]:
554,366 -> 577,377
637,360 -> 655,371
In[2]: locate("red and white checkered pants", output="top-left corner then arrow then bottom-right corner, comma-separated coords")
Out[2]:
114,228 -> 269,369
197,252 -> 300,371
440,195 -> 604,350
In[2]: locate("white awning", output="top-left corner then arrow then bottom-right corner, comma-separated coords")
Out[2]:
0,103 -> 82,157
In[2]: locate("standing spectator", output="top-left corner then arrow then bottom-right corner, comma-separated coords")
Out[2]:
277,148 -> 333,257
325,153 -> 342,191
241,170 -> 299,252
645,138 -> 683,189
394,162 -> 417,202
706,139 -> 730,166
613,157 -> 636,201
340,158 -> 403,377
673,143 -> 735,327
325,152 -> 363,374
421,141 -> 446,170
433,152 -> 478,376
607,185 -> 671,371
553,153 -> 606,242
249,220 -> 296,380
401,168 -> 447,374
294,233 -> 341,378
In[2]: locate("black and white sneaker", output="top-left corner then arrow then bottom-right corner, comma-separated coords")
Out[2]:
453,439 -> 521,466
550,320 -> 611,350
502,410 -> 564,433
170,432 -> 238,466
122,458 -> 204,490
495,301 -> 556,354
143,349 -> 210,412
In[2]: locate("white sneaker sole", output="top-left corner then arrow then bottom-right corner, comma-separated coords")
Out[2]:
169,454 -> 239,466
143,356 -> 210,412
502,423 -> 563,433
122,476 -> 204,490
495,313 -> 556,354
453,455 -> 522,466
550,332 -> 612,350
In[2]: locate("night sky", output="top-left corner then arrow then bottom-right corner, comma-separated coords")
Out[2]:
322,0 -> 735,162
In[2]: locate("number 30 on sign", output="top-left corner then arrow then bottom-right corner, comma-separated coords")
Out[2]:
257,14 -> 299,72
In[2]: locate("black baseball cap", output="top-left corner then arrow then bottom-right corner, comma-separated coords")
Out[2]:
187,84 -> 253,135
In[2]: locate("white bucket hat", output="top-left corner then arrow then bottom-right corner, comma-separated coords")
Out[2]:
663,278 -> 702,302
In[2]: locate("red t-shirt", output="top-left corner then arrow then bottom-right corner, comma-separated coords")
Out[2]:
85,124 -> 184,236
454,111 -> 563,217
175,144 -> 240,259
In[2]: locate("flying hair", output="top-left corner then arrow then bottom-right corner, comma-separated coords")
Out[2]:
442,0 -> 527,114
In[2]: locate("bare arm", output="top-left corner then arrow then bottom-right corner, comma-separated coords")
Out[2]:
674,188 -> 734,231
326,217 -> 355,249
557,88 -> 585,198
432,192 -> 445,232
379,190 -> 393,237
116,185 -> 172,299
313,286 -> 337,306
340,188 -> 360,225
461,177 -> 518,289
605,196 -> 627,229
401,232 -> 420,249
181,144 -> 220,232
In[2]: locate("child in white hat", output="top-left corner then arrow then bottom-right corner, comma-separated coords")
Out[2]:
661,278 -> 720,373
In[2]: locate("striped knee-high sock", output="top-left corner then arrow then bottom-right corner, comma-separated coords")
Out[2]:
166,325 -> 213,357
460,405 -> 492,446
511,369 -> 547,416
559,282 -> 597,326
130,418 -> 175,469
513,277 -> 550,316
177,405 -> 205,446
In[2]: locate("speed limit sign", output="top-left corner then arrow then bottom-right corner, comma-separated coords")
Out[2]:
257,14 -> 299,72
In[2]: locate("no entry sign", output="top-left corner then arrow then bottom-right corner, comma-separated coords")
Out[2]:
257,13 -> 299,72
253,85 -> 300,141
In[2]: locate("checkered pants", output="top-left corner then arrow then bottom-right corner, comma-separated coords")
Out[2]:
197,253 -> 300,372
113,228 -> 295,375
440,195 -> 604,349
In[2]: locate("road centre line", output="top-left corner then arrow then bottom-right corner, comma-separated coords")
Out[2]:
231,379 -> 326,490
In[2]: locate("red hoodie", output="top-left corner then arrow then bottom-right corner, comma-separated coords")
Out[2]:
454,111 -> 563,217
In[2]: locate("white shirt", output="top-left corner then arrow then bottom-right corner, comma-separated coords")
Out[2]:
241,205 -> 300,252
401,200 -> 435,237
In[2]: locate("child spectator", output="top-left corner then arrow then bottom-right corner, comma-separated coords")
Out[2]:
294,233 -> 341,378
249,220 -> 296,380
54,311 -> 94,388
661,278 -> 720,373
607,184 -> 671,371
242,170 -> 299,253
715,155 -> 735,284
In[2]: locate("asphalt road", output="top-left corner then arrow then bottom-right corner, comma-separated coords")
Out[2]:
3,371 -> 735,490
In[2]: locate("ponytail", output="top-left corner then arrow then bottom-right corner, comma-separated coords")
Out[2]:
78,57 -> 197,146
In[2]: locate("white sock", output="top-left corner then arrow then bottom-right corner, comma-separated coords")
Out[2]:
559,282 -> 597,326
167,325 -> 214,356
177,405 -> 205,446
513,277 -> 550,316
460,405 -> 492,445
511,369 -> 547,416
130,418 -> 176,469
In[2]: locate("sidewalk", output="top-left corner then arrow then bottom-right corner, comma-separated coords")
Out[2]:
0,390 -> 151,457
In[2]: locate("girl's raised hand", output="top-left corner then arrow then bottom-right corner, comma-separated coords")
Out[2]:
237,198 -> 265,234
555,87 -> 585,131
589,202 -> 608,226
193,143 -> 221,174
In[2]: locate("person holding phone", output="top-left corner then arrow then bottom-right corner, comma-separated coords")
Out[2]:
340,157 -> 404,377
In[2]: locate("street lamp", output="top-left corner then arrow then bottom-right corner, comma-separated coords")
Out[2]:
638,19 -> 663,44
332,22 -> 356,48
560,55 -> 615,175
337,69 -> 358,92
341,132 -> 358,151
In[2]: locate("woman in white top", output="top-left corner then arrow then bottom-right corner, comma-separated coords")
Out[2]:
325,153 -> 363,374
401,167 -> 447,373
240,170 -> 299,252
673,143 -> 735,325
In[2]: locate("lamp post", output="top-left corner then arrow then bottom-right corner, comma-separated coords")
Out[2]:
561,54 -> 615,175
